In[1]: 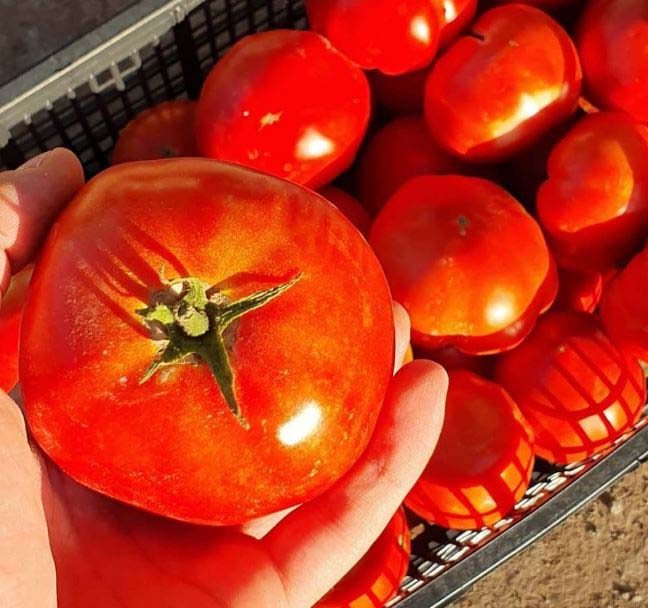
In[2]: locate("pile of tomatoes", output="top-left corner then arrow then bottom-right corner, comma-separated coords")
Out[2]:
2,0 -> 647,606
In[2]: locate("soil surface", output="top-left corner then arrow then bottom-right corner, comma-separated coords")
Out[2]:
1,3 -> 647,608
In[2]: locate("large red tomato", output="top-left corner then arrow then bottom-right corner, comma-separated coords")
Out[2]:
370,175 -> 557,355
195,30 -> 370,189
425,5 -> 581,162
315,507 -> 410,608
305,0 -> 441,75
576,0 -> 648,123
112,101 -> 197,164
495,311 -> 646,464
355,116 -> 461,215
537,112 -> 648,271
601,246 -> 648,363
20,159 -> 394,525
0,265 -> 32,392
406,370 -> 535,529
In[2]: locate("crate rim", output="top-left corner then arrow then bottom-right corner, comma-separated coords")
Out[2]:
0,0 -> 206,146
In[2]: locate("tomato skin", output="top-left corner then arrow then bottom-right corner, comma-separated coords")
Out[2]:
355,117 -> 461,215
305,0 -> 441,75
576,0 -> 648,123
537,112 -> 648,271
0,265 -> 32,392
195,30 -> 370,189
406,370 -> 534,530
495,311 -> 646,464
112,101 -> 197,164
437,0 -> 478,46
555,268 -> 605,314
601,246 -> 648,363
318,186 -> 371,236
370,175 -> 557,355
424,5 -> 581,162
20,159 -> 394,525
315,507 -> 410,608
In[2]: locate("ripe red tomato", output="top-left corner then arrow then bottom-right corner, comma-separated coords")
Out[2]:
424,5 -> 581,162
112,101 -> 197,164
576,0 -> 648,123
601,246 -> 648,363
370,67 -> 430,116
315,507 -> 410,607
555,268 -> 605,314
195,30 -> 370,189
437,0 -> 478,46
537,112 -> 648,271
0,265 -> 32,392
20,159 -> 394,525
495,311 -> 646,464
319,186 -> 371,236
406,370 -> 535,529
355,116 -> 461,215
305,0 -> 441,75
370,175 -> 557,355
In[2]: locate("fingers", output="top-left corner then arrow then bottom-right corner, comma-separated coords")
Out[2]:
0,391 -> 56,607
393,301 -> 411,373
262,359 -> 448,608
0,148 -> 84,295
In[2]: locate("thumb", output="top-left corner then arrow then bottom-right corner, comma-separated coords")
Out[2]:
0,148 -> 84,295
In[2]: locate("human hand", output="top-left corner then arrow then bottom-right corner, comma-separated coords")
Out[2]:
0,149 -> 448,608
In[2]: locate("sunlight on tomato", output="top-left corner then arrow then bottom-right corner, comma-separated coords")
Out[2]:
495,311 -> 646,464
195,30 -> 370,189
370,175 -> 557,355
315,507 -> 410,608
425,5 -> 581,162
20,159 -> 394,525
537,112 -> 648,271
406,370 -> 535,530
305,0 -> 441,75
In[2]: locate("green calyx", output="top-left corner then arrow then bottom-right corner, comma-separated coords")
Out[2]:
137,272 -> 302,428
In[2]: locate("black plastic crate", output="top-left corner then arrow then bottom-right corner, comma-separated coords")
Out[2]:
1,2 -> 647,606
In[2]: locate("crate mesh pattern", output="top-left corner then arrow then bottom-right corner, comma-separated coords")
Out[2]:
0,2 -> 647,607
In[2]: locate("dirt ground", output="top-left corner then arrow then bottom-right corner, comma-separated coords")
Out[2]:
1,2 -> 647,608
457,466 -> 648,608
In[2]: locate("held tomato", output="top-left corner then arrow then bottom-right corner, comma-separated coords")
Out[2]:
601,246 -> 648,363
195,30 -> 370,189
305,0 -> 441,75
405,370 -> 535,530
576,0 -> 648,123
424,5 -> 581,162
111,101 -> 197,164
0,265 -> 32,392
537,112 -> 648,271
315,507 -> 410,608
355,116 -> 461,215
370,175 -> 557,355
20,159 -> 394,525
318,186 -> 371,236
495,311 -> 646,464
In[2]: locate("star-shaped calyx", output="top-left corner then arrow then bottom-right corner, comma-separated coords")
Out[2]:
137,272 -> 302,428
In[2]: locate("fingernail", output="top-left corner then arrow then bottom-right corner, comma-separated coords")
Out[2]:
17,150 -> 53,171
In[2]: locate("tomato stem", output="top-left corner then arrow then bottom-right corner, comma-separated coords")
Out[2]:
137,273 -> 302,427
